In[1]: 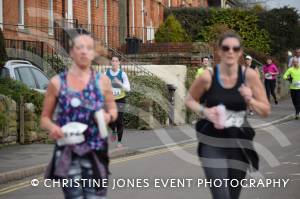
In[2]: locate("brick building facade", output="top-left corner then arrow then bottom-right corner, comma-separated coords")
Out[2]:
0,0 -> 209,55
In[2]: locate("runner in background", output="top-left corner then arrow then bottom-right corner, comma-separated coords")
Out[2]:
245,55 -> 259,76
262,57 -> 279,104
41,28 -> 117,199
283,57 -> 300,120
195,56 -> 212,78
288,48 -> 300,67
244,55 -> 259,115
185,31 -> 270,199
106,56 -> 131,148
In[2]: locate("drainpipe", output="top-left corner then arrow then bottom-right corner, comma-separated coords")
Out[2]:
141,0 -> 144,42
62,0 -> 65,18
126,0 -> 130,37
132,0 -> 135,36
104,0 -> 108,45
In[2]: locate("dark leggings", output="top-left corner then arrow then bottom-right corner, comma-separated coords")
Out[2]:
264,79 -> 277,102
290,89 -> 300,115
198,144 -> 248,199
109,97 -> 126,142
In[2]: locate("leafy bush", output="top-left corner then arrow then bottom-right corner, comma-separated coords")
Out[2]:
245,47 -> 280,68
124,75 -> 168,129
155,14 -> 191,43
200,24 -> 231,44
43,54 -> 67,74
164,8 -> 212,42
165,8 -> 271,53
185,67 -> 198,123
0,78 -> 44,115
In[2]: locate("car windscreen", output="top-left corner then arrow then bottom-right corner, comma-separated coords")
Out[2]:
30,68 -> 49,90
15,67 -> 37,89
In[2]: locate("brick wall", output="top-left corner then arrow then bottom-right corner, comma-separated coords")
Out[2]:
3,0 -> 60,44
1,0 -> 208,55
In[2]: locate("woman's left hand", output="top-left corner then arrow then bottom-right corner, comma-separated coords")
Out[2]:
239,84 -> 253,103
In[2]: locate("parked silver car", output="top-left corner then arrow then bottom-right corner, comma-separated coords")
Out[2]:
0,60 -> 49,93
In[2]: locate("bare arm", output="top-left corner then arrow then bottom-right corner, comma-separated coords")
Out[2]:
185,70 -> 211,113
242,69 -> 271,117
40,76 -> 63,140
100,75 -> 118,122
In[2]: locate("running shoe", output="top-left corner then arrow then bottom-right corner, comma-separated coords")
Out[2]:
117,142 -> 123,148
110,131 -> 117,142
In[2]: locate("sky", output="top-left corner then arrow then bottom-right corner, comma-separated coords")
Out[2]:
267,0 -> 300,12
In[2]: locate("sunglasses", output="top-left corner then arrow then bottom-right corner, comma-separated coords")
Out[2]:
221,45 -> 241,53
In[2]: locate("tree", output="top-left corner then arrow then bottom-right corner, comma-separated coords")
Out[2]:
256,7 -> 300,57
0,28 -> 8,67
155,14 -> 191,42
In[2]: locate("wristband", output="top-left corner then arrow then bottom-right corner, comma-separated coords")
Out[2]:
199,105 -> 205,118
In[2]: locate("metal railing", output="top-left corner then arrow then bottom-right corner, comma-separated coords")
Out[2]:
1,22 -> 156,77
93,64 -> 154,77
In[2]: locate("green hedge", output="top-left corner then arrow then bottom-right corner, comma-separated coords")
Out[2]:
0,78 -> 44,115
43,54 -> 67,75
164,8 -> 271,53
124,75 -> 168,129
185,67 -> 198,123
0,75 -> 169,130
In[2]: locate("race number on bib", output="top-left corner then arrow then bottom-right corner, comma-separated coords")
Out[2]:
264,73 -> 273,80
112,88 -> 122,96
293,81 -> 300,88
225,110 -> 246,128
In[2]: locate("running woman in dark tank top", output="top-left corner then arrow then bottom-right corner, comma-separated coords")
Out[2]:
185,32 -> 270,199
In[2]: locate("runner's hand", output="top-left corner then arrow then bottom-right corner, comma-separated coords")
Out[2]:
239,84 -> 253,103
49,124 -> 64,140
203,107 -> 222,128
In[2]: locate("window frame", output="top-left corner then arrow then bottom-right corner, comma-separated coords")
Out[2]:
18,0 -> 25,29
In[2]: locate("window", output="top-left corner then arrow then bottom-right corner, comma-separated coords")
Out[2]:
30,68 -> 49,90
48,0 -> 54,35
16,67 -> 37,89
67,0 -> 73,20
18,0 -> 24,29
0,67 -> 9,78
87,0 -> 91,31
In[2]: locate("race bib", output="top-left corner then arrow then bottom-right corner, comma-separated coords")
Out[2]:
112,88 -> 122,96
265,73 -> 273,80
225,110 -> 246,128
293,81 -> 300,88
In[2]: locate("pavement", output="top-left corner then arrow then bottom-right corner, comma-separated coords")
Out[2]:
0,98 -> 296,185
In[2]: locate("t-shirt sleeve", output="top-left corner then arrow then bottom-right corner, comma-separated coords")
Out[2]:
121,72 -> 131,92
